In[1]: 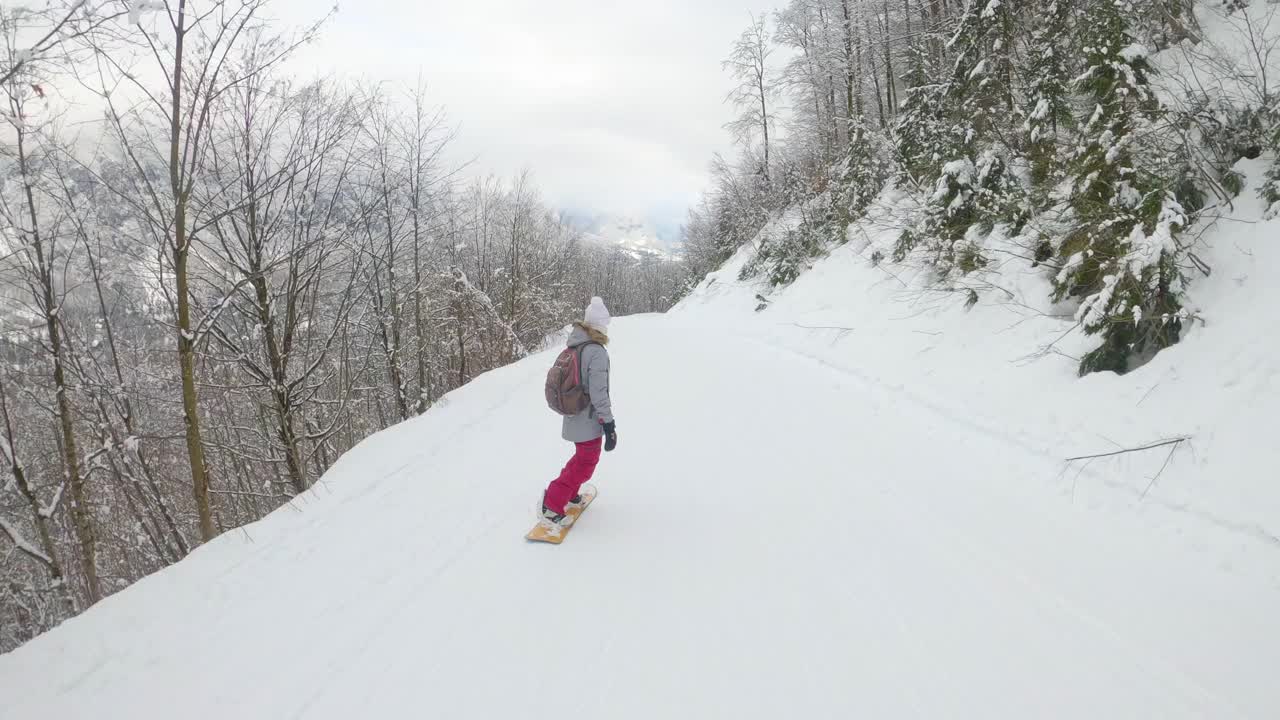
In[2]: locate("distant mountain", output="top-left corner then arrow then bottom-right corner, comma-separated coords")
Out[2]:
562,212 -> 683,260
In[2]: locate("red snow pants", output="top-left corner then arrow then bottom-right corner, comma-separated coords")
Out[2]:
544,437 -> 603,514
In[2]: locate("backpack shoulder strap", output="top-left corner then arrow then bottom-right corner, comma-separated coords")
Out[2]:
575,342 -> 599,385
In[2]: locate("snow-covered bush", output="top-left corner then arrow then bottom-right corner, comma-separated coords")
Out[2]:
690,0 -> 1280,374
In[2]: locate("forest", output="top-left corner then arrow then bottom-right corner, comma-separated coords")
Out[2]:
684,0 -> 1276,375
0,0 -> 684,651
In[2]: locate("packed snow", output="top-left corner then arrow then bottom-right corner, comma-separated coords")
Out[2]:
1,174 -> 1278,718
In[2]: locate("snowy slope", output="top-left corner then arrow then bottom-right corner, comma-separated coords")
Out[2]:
680,157 -> 1280,571
2,174 -> 1280,719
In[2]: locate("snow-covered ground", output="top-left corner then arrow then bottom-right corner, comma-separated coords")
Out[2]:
2,168 -> 1278,718
683,158 -> 1280,583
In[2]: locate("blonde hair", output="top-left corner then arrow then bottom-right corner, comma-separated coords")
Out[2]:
573,321 -> 609,346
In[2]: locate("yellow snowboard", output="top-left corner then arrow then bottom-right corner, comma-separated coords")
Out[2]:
526,485 -> 597,544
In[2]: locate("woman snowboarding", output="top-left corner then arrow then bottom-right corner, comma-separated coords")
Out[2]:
541,297 -> 617,526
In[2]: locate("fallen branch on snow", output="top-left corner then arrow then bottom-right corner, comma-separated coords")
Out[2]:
1064,436 -> 1191,500
1064,436 -> 1190,463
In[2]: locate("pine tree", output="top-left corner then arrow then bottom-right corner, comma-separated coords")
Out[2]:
894,0 -> 1025,273
893,55 -> 950,184
1022,0 -> 1076,192
834,120 -> 888,224
1054,0 -> 1186,375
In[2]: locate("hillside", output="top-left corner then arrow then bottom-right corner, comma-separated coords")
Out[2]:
0,160 -> 1276,718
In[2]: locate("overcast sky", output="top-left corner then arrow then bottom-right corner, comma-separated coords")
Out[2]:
274,0 -> 780,228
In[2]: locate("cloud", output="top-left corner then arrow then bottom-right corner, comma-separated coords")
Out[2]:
276,0 -> 779,225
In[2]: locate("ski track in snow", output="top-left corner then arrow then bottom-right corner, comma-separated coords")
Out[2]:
1,313 -> 1276,719
739,326 -> 1280,555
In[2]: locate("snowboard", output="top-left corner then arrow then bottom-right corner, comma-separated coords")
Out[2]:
526,484 -> 597,544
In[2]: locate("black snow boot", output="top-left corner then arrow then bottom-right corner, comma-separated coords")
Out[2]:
540,494 -> 569,526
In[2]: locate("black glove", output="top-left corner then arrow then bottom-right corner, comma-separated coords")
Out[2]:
603,421 -> 617,452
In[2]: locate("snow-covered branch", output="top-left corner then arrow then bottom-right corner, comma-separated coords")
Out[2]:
0,517 -> 53,568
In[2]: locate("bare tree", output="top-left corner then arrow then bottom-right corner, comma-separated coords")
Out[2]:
0,53 -> 100,602
0,0 -> 684,652
725,14 -> 777,181
0,369 -> 76,616
0,2 -> 123,88
203,68 -> 367,495
399,81 -> 456,413
85,0 -> 328,541
356,99 -> 415,421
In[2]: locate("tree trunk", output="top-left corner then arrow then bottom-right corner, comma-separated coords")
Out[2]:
379,167 -> 409,420
854,12 -> 865,119
412,205 -> 430,413
930,0 -> 945,65
13,124 -> 101,603
175,214 -> 216,541
758,75 -> 770,180
81,239 -> 189,558
168,0 -> 216,542
252,272 -> 308,495
408,105 -> 432,414
842,0 -> 856,142
0,376 -> 76,615
453,269 -> 469,387
882,2 -> 897,117
277,404 -> 307,495
866,13 -> 888,128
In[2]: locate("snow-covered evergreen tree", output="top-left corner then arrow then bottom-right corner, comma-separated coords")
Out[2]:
1022,0 -> 1077,193
834,120 -> 889,224
1053,0 -> 1187,374
895,0 -> 1026,274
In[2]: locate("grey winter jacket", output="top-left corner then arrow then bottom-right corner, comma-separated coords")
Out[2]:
562,326 -> 613,443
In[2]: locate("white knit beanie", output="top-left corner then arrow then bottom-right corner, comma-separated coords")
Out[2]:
584,297 -> 611,333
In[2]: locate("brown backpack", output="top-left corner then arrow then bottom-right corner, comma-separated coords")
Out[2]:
545,343 -> 596,416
